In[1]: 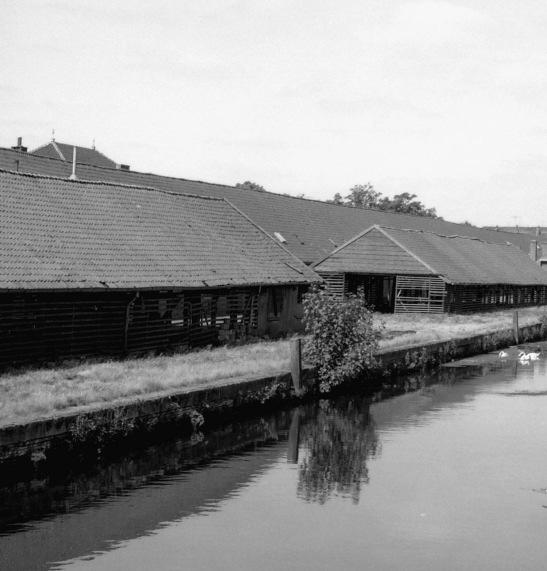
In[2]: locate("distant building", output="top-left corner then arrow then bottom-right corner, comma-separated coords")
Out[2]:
485,225 -> 547,235
9,136 -> 131,170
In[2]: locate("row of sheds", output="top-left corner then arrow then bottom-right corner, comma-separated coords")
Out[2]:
0,169 -> 317,366
1,142 -> 546,365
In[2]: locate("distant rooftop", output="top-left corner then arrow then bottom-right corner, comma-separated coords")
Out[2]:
29,139 -> 127,170
484,225 -> 547,236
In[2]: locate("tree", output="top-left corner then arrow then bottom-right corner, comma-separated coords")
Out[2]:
328,184 -> 438,218
379,192 -> 437,218
327,192 -> 344,205
344,183 -> 382,209
235,180 -> 266,192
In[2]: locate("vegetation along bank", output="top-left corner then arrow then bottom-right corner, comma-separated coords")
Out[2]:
1,301 -> 546,473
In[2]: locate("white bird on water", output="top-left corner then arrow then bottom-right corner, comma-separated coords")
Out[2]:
518,350 -> 541,362
498,350 -> 509,358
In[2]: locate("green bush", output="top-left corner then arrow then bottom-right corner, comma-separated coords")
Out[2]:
303,286 -> 382,391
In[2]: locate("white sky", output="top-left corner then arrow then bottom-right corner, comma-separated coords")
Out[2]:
2,0 -> 547,226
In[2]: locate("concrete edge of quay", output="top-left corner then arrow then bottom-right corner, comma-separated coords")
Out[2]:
1,321 -> 545,467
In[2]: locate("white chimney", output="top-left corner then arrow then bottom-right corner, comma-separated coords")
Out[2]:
69,147 -> 78,180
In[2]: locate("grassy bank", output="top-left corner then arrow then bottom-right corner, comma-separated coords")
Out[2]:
0,341 -> 292,428
1,306 -> 545,428
378,306 -> 547,350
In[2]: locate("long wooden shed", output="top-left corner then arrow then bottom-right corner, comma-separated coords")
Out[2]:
313,225 -> 547,313
0,170 -> 320,367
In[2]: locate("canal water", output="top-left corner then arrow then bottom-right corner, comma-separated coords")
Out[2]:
2,344 -> 547,570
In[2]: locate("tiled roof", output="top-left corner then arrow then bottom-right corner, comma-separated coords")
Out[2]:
0,170 -> 319,290
315,225 -> 547,286
314,226 -> 434,276
0,147 -> 535,263
30,141 -> 117,169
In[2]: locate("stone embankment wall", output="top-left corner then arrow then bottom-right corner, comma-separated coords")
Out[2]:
1,322 -> 545,470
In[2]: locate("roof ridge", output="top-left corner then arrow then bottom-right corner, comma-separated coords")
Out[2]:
378,225 -> 520,247
50,140 -> 66,161
0,168 -> 230,203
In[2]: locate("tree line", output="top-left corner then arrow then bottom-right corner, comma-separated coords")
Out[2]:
236,180 -> 438,218
327,183 -> 438,218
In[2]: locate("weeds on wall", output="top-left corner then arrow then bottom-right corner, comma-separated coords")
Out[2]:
68,408 -> 135,450
67,403 -> 205,452
303,286 -> 382,392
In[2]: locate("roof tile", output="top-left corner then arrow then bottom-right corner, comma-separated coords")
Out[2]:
0,147 -> 536,263
0,170 -> 319,290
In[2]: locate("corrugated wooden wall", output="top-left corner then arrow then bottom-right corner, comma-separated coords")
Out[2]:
0,288 -> 264,368
317,272 -> 346,299
446,285 -> 547,313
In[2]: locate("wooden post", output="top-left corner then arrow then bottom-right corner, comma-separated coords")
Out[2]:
513,310 -> 519,344
287,409 -> 301,463
290,337 -> 303,395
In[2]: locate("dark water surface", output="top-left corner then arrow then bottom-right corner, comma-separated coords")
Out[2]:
2,344 -> 547,570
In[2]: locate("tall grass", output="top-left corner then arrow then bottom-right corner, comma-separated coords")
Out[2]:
378,305 -> 547,350
0,306 -> 545,427
0,340 -> 291,427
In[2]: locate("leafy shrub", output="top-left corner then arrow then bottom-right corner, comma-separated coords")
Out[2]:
303,286 -> 382,391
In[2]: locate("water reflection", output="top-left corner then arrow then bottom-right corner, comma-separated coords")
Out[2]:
2,344 -> 547,570
0,414 -> 289,536
296,399 -> 379,505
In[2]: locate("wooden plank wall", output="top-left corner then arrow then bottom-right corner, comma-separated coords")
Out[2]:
394,276 -> 446,314
318,272 -> 346,299
447,285 -> 547,313
0,288 -> 263,368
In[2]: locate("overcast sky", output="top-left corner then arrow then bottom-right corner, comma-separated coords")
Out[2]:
2,0 -> 547,226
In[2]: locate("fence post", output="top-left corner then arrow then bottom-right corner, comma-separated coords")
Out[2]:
290,337 -> 303,395
287,408 -> 301,463
513,310 -> 519,344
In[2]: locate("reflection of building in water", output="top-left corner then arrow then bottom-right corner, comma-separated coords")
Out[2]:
0,414 -> 291,569
296,398 -> 379,505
